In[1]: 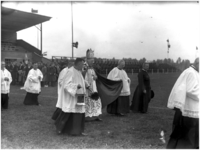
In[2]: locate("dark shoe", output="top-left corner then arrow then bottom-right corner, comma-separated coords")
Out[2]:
95,118 -> 102,121
117,113 -> 125,116
57,131 -> 62,134
85,119 -> 93,122
81,132 -> 88,136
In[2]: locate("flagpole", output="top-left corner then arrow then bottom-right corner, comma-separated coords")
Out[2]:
71,2 -> 74,59
41,23 -> 42,56
167,39 -> 170,60
195,46 -> 198,59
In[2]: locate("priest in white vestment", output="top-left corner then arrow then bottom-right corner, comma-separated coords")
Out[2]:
84,49 -> 102,121
52,58 -> 87,136
1,61 -> 12,109
167,57 -> 199,149
23,62 -> 43,105
107,59 -> 131,116
56,60 -> 74,109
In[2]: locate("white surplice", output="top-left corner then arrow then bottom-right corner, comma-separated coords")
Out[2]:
1,68 -> 12,94
107,67 -> 131,96
57,67 -> 69,107
167,66 -> 199,118
24,68 -> 43,94
56,66 -> 86,113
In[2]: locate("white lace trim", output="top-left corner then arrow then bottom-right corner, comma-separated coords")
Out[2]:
61,106 -> 85,113
168,101 -> 199,118
85,97 -> 102,117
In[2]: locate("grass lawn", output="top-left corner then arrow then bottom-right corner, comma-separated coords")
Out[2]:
1,72 -> 181,149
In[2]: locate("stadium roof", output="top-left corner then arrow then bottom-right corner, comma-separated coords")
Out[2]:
1,6 -> 51,32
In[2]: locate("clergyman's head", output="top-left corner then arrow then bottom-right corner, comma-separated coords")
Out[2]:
193,57 -> 199,72
74,58 -> 84,71
118,59 -> 125,69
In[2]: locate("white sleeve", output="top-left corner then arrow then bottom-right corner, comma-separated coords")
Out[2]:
186,72 -> 199,101
63,70 -> 78,97
39,70 -> 43,81
107,68 -> 120,80
8,71 -> 12,84
27,70 -> 38,83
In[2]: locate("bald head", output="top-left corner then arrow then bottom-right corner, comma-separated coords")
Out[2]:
194,57 -> 199,72
68,60 -> 74,68
142,63 -> 149,70
118,59 -> 125,69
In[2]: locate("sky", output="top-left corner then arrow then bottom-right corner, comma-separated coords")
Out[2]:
2,1 -> 200,62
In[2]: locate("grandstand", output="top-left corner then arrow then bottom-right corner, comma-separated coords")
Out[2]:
1,6 -> 51,64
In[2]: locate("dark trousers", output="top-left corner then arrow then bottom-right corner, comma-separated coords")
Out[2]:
1,94 -> 9,109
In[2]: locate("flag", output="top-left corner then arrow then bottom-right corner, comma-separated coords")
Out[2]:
31,9 -> 38,13
72,42 -> 78,48
43,51 -> 47,56
196,46 -> 198,50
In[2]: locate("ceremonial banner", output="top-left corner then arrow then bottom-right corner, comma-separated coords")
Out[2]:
95,71 -> 123,108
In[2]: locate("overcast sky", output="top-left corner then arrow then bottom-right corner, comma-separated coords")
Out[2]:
2,1 -> 200,62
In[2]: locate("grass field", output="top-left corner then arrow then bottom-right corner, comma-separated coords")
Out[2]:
1,72 -> 181,149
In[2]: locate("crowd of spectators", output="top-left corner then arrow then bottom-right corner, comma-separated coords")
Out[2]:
5,61 -> 65,87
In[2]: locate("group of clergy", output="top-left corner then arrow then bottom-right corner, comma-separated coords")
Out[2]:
1,49 -> 199,148
50,49 -> 153,136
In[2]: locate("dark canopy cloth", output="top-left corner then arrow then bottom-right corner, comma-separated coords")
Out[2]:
23,92 -> 40,105
130,70 -> 151,113
167,108 -> 199,149
1,94 -> 9,109
52,108 -> 85,135
95,71 -> 123,108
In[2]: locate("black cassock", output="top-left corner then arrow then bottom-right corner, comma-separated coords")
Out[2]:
167,108 -> 199,149
130,69 -> 151,113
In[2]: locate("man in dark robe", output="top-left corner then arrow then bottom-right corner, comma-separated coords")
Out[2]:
12,62 -> 19,85
48,63 -> 57,87
130,63 -> 151,113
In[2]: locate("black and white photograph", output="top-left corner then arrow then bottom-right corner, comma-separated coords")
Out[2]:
1,1 -> 199,149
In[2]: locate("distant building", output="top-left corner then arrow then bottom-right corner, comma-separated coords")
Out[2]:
1,6 -> 52,64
